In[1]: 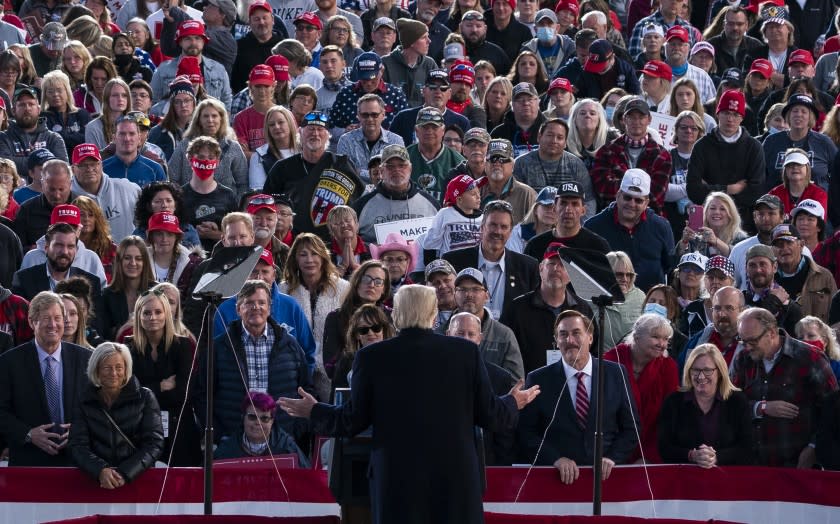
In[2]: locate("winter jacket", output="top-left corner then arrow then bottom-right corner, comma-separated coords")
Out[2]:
353,181 -> 441,243
169,136 -> 249,196
0,118 -> 68,178
195,318 -> 314,441
687,128 -> 766,219
762,130 -> 837,192
70,376 -> 164,483
214,424 -> 310,467
584,204 -> 676,292
0,225 -> 22,290
213,282 -> 317,372
147,123 -> 186,162
484,11 -> 533,63
382,47 -> 438,108
70,175 -> 141,242
13,192 -> 76,250
490,110 -> 546,160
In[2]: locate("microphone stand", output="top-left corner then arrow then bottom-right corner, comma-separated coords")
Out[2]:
590,294 -> 614,516
199,292 -> 223,516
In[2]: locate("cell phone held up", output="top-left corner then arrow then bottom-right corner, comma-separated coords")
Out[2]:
687,204 -> 704,231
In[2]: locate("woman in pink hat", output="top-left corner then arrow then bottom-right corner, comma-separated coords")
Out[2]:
369,232 -> 418,303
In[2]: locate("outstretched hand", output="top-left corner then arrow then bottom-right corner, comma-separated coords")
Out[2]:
277,387 -> 318,419
509,379 -> 540,410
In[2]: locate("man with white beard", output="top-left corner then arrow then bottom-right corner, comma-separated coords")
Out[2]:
246,193 -> 290,278
479,139 -> 536,224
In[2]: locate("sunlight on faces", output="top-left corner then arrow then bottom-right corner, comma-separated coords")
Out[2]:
46,232 -> 77,272
746,256 -> 776,289
61,298 -> 79,340
32,303 -> 65,347
454,280 -> 488,316
199,106 -> 222,136
635,327 -> 670,361
97,353 -> 127,392
448,315 -> 482,345
243,407 -> 274,443
689,354 -> 718,397
357,267 -> 387,302
428,272 -> 456,308
223,220 -> 254,247
296,246 -> 324,280
237,287 -> 271,333
554,315 -> 592,370
381,250 -> 410,281
480,211 -> 513,250
140,295 -> 166,335
120,245 -> 145,280
737,316 -> 777,361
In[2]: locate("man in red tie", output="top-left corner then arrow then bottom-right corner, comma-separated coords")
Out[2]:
517,310 -> 640,483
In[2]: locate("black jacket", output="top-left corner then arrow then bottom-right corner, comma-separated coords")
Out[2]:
443,245 -> 540,316
99,283 -> 158,340
484,11 -> 533,63
500,288 -> 594,375
658,390 -> 753,466
310,328 -> 518,524
11,264 -> 102,303
194,318 -> 314,442
70,376 -> 164,483
0,341 -> 91,466
464,40 -> 512,78
43,108 -> 91,158
0,223 -> 22,288
12,192 -> 76,250
817,389 -> 840,470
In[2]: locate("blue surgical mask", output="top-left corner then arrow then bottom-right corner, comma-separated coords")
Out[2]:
605,106 -> 615,123
768,126 -> 782,135
644,302 -> 669,318
536,27 -> 555,44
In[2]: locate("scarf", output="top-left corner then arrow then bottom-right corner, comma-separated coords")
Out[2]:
447,99 -> 472,115
672,62 -> 688,77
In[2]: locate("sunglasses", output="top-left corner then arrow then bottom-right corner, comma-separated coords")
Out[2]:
249,195 -> 276,206
359,112 -> 382,120
245,413 -> 273,423
489,156 -> 512,164
357,325 -> 384,335
304,112 -> 329,123
425,84 -> 450,91
141,287 -> 165,298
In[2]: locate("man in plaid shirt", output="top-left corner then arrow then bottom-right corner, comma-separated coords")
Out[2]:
627,0 -> 697,57
591,99 -> 671,213
731,307 -> 838,467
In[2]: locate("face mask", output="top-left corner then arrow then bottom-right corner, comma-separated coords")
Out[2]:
807,339 -> 825,352
536,27 -> 555,43
644,302 -> 668,318
113,53 -> 132,67
190,157 -> 218,180
605,106 -> 615,123
768,126 -> 782,135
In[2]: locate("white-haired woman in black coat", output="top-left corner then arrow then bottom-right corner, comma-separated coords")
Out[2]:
70,342 -> 164,489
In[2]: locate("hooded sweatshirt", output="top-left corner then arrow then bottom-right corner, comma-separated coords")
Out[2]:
353,181 -> 440,244
382,46 -> 438,109
70,175 -> 142,242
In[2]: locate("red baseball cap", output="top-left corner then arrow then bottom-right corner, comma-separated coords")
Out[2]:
584,39 -> 613,74
716,89 -> 746,117
248,0 -> 272,17
247,193 -> 278,215
249,64 -> 276,86
72,143 -> 101,164
175,19 -> 209,43
554,0 -> 579,16
749,58 -> 774,79
547,77 -> 572,94
789,49 -> 814,66
641,60 -> 672,81
294,11 -> 323,30
50,204 -> 81,226
543,241 -> 567,260
444,175 -> 487,206
147,212 -> 183,235
265,54 -> 291,82
665,25 -> 689,43
176,56 -> 204,84
449,61 -> 475,85
259,248 -> 274,267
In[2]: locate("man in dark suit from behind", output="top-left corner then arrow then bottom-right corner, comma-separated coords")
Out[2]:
11,222 -> 102,303
0,291 -> 91,466
517,310 -> 639,483
443,199 -> 539,320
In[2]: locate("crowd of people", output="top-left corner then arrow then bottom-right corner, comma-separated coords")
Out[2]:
1,0 -> 840,497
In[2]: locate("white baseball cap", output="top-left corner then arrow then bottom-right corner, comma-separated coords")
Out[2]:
619,169 -> 651,197
790,199 -> 825,221
678,252 -> 709,271
783,150 -> 810,167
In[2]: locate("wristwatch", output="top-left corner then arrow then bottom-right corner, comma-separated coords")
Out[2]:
24,430 -> 31,444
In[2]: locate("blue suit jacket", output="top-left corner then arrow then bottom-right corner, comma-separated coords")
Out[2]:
517,357 -> 640,466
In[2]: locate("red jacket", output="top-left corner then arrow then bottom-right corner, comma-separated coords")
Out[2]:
604,343 -> 678,463
768,183 -> 828,222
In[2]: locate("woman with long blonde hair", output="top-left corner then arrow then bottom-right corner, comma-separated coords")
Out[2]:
61,293 -> 92,349
61,40 -> 93,90
249,105 -> 300,190
668,78 -> 716,133
482,76 -> 512,132
566,98 -> 614,170
169,98 -> 249,195
84,77 -> 132,148
42,70 -> 91,157
678,192 -> 747,257
507,50 -> 549,95
125,288 -> 201,465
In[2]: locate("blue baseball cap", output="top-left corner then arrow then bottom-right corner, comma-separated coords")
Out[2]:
353,52 -> 382,80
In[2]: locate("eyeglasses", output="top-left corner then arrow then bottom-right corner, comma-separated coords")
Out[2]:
360,275 -> 386,287
304,111 -> 329,123
172,98 -> 194,107
296,24 -> 319,32
359,112 -> 382,120
356,324 -> 384,335
245,413 -> 273,423
614,271 -> 635,279
738,328 -> 769,348
678,125 -> 700,132
689,367 -> 717,379
489,156 -> 512,164
425,84 -> 450,92
330,27 -> 350,34
456,286 -> 486,295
